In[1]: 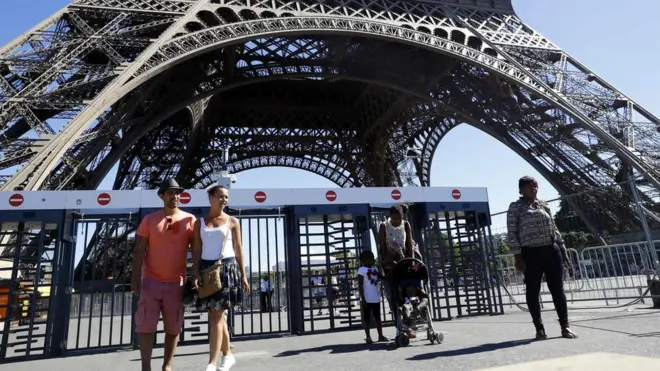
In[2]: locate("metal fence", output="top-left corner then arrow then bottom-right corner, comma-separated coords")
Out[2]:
495,241 -> 660,309
69,292 -> 133,319
489,180 -> 660,310
490,181 -> 660,249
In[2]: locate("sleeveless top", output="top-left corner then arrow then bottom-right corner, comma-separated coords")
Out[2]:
382,218 -> 406,270
200,216 -> 235,260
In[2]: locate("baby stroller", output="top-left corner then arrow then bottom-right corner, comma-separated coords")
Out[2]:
390,257 -> 443,347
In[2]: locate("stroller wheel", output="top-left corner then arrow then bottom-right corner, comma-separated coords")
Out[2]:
397,333 -> 410,348
435,332 -> 444,344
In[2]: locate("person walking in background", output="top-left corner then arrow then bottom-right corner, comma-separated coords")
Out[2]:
260,274 -> 273,312
311,272 -> 324,315
506,176 -> 578,340
131,179 -> 196,371
357,251 -> 388,344
329,272 -> 340,316
193,185 -> 250,371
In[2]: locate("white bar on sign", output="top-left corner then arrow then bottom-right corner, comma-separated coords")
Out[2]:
64,190 -> 141,209
0,191 -> 67,210
0,187 -> 489,210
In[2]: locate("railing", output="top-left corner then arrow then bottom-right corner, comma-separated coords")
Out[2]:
67,288 -> 293,319
494,240 -> 660,310
69,292 -> 133,319
489,180 -> 660,250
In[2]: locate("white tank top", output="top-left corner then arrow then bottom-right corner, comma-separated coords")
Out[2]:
200,216 -> 235,260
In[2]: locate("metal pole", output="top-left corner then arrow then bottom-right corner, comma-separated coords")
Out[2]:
627,178 -> 660,279
641,205 -> 660,225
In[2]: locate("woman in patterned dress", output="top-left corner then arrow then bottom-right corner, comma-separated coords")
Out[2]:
192,185 -> 250,371
378,205 -> 414,316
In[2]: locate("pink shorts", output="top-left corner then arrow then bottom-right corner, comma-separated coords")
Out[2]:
135,278 -> 184,334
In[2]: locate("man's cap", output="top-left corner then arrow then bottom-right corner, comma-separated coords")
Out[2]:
158,178 -> 184,194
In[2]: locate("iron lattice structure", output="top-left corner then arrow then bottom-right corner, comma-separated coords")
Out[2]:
1,1 -> 660,224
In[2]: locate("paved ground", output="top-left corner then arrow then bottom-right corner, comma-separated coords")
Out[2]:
6,305 -> 660,371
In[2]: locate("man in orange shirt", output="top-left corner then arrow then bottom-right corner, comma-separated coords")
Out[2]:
131,179 -> 196,371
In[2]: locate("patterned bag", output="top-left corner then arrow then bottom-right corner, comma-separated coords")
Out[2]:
197,222 -> 231,299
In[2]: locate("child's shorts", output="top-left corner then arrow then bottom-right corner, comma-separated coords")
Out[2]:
362,302 -> 381,320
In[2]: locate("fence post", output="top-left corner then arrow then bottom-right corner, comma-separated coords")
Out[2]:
48,210 -> 75,357
285,207 -> 303,335
627,178 -> 660,279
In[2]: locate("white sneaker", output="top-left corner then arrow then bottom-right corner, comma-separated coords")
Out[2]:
218,354 -> 236,371
204,364 -> 216,371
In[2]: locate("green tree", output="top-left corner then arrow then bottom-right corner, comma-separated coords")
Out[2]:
491,235 -> 513,271
331,250 -> 358,270
553,185 -> 658,245
562,231 -> 591,251
423,230 -> 461,268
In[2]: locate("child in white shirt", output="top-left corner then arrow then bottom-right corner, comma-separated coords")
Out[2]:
357,250 -> 388,344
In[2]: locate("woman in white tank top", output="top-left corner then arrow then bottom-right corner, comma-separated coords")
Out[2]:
192,185 -> 249,371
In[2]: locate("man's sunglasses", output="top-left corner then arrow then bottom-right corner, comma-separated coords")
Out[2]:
165,217 -> 173,231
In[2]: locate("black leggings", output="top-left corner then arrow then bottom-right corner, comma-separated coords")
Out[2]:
522,245 -> 569,329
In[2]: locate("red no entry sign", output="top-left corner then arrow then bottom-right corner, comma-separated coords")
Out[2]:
254,191 -> 267,203
451,189 -> 461,200
391,189 -> 401,200
97,192 -> 111,206
8,194 -> 23,207
326,190 -> 337,202
179,192 -> 191,204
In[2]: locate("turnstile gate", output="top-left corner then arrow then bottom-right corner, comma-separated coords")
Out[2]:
415,203 -> 504,320
0,186 -> 498,362
292,204 -> 370,334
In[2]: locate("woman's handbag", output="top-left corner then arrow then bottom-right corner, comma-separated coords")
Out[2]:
197,222 -> 231,299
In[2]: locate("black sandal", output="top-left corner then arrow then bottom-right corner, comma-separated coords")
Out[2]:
535,328 -> 548,340
365,337 -> 374,344
561,328 -> 578,339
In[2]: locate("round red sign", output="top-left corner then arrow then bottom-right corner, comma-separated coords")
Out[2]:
451,189 -> 462,200
254,191 -> 267,203
8,194 -> 24,207
326,190 -> 337,202
179,192 -> 191,204
97,192 -> 111,206
391,189 -> 401,200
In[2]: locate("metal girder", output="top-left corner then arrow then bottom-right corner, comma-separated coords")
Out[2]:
42,42 -> 438,189
0,0 -> 656,218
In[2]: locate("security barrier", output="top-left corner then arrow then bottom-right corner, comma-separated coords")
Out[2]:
0,186 -> 496,362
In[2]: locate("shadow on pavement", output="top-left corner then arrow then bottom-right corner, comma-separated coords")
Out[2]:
130,351 -> 208,361
406,339 -> 534,361
275,342 -> 390,357
629,332 -> 660,338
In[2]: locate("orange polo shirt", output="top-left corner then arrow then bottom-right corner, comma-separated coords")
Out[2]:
136,210 -> 196,283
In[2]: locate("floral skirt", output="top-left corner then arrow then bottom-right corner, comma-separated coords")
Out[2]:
196,257 -> 241,312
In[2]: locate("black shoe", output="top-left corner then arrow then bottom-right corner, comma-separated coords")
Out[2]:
535,327 -> 548,340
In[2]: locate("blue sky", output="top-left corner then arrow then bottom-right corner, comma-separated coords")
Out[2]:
2,1 -> 659,270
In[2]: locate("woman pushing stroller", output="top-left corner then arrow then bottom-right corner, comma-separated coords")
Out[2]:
379,205 -> 414,312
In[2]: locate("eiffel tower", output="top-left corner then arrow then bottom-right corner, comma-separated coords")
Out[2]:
1,0 -> 659,220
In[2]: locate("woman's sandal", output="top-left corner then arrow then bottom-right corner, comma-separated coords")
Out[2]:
561,328 -> 578,339
535,328 -> 548,340
378,336 -> 389,342
365,337 -> 374,344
